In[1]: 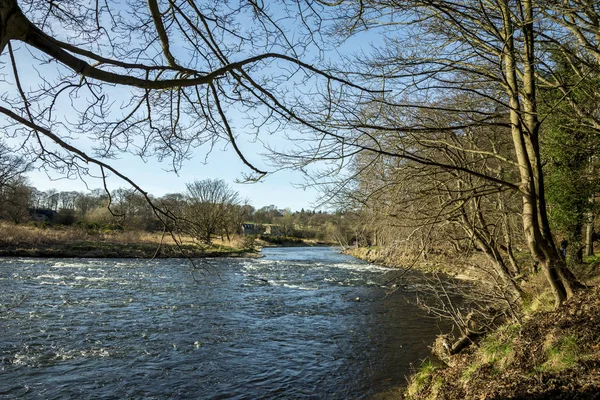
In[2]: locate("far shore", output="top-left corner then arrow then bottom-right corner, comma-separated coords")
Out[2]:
0,245 -> 263,259
0,222 -> 334,259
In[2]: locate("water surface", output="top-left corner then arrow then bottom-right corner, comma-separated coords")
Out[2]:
0,247 -> 448,399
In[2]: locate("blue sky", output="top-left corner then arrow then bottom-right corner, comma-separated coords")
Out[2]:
6,3 -> 382,212
26,142 -> 321,211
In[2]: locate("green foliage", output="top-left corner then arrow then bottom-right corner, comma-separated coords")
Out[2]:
460,363 -> 479,383
543,129 -> 595,242
240,235 -> 257,250
101,223 -> 125,233
258,235 -> 303,245
75,220 -> 124,233
476,323 -> 521,372
523,291 -> 556,314
540,51 -> 600,245
480,336 -> 514,367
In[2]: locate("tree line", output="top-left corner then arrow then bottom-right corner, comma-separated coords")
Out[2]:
267,0 -> 600,310
0,154 -> 357,245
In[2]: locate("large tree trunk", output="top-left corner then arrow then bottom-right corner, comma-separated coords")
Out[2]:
542,259 -> 567,306
499,0 -> 581,308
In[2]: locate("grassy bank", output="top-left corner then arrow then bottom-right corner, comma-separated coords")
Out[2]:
0,222 -> 259,258
344,246 -> 484,281
403,283 -> 600,399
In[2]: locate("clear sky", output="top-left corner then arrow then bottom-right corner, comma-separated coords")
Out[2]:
25,138 -> 322,212
7,3 -> 380,212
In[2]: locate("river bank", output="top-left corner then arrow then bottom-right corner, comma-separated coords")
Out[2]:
0,222 -> 260,258
348,245 -> 600,399
0,222 -> 336,258
343,246 -> 484,282
402,285 -> 600,399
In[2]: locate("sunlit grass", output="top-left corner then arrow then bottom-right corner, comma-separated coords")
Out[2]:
406,359 -> 439,400
0,221 -> 252,255
537,334 -> 579,373
458,322 -> 521,387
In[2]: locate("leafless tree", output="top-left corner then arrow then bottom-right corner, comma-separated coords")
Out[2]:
183,178 -> 240,244
333,102 -> 525,305
0,140 -> 30,188
0,0 -> 362,241
0,177 -> 32,223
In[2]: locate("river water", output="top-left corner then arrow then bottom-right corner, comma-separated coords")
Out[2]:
0,247 -> 450,399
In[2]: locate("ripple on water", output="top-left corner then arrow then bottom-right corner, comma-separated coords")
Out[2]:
0,249 -> 454,398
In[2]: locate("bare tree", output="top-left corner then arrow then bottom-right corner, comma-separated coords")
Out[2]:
0,0 -> 362,246
0,177 -> 32,223
0,140 -> 32,222
0,141 -> 30,189
333,105 -> 525,306
183,179 -> 240,244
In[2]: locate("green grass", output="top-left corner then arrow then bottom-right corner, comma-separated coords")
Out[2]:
582,253 -> 600,265
523,291 -> 556,314
459,322 -> 522,380
537,334 -> 579,373
406,359 -> 439,399
460,363 -> 479,384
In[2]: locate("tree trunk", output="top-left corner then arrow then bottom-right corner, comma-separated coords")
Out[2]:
498,0 -> 582,308
499,195 -> 520,275
585,212 -> 595,257
460,215 -> 523,302
542,259 -> 567,307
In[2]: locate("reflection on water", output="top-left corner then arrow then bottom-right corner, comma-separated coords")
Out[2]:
0,247 -> 450,399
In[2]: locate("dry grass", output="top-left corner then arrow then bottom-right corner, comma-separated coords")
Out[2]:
0,222 -> 246,247
1,222 -> 147,245
0,222 -> 255,258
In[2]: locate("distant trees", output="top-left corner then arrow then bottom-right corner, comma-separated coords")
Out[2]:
109,188 -> 160,231
0,175 -> 346,245
253,206 -> 283,225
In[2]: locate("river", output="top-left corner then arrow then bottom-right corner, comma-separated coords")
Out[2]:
0,247 -> 450,399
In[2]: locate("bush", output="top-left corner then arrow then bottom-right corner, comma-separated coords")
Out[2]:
56,210 -> 76,225
102,223 -> 124,232
240,235 -> 257,250
258,235 -> 303,245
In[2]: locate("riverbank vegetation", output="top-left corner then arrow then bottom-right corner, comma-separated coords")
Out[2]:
402,283 -> 600,400
0,221 -> 258,258
0,175 -> 348,257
